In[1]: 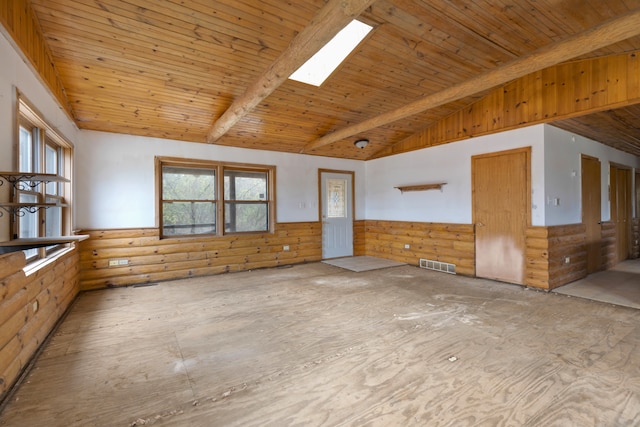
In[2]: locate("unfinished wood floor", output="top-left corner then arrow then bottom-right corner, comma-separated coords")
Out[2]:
1,262 -> 640,426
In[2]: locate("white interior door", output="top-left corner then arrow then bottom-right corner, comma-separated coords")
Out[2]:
321,171 -> 353,259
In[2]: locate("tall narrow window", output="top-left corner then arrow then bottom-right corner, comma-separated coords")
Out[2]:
17,123 -> 40,259
16,94 -> 72,262
224,169 -> 269,233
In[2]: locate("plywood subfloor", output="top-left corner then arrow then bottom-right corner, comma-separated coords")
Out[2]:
2,262 -> 640,426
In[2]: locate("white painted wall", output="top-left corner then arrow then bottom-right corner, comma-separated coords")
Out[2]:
0,31 -> 78,240
543,125 -> 640,224
76,130 -> 365,229
365,125 -> 547,225
0,33 -> 78,170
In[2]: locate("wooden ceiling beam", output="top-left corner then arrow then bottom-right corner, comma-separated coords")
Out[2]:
302,8 -> 640,153
206,0 -> 376,143
371,51 -> 640,159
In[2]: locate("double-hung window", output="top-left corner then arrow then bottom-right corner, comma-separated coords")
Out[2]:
161,164 -> 217,236
224,169 -> 269,233
17,94 -> 72,261
158,158 -> 275,238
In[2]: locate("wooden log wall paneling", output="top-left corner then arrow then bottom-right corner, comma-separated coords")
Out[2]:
362,220 -> 475,276
77,222 -> 322,290
601,221 -> 618,270
0,249 -> 79,401
525,224 -> 587,290
375,51 -> 640,158
0,0 -> 71,116
632,218 -> 639,259
353,220 -> 365,256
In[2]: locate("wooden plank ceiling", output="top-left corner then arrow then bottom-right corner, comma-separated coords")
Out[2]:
27,0 -> 640,160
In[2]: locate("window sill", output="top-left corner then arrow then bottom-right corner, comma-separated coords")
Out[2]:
23,246 -> 76,277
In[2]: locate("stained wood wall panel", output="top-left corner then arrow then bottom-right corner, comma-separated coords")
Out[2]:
0,249 -> 79,402
376,52 -> 640,159
353,220 -> 365,256
601,221 -> 618,270
78,222 -> 322,290
525,224 -> 587,290
0,0 -> 70,116
362,220 -> 476,276
633,218 -> 640,259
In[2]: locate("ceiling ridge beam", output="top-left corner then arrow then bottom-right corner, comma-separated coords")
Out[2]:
301,7 -> 640,153
206,0 -> 376,143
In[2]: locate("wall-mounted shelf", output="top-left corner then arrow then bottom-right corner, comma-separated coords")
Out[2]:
0,172 -> 79,254
0,202 -> 68,217
0,172 -> 70,190
395,183 -> 446,193
0,235 -> 89,254
0,172 -> 69,216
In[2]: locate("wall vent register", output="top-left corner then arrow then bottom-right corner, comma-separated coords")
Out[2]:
420,258 -> 456,275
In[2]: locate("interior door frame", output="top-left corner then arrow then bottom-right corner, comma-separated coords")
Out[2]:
610,162 -> 632,263
636,171 -> 640,221
472,146 -> 531,284
318,169 -> 355,259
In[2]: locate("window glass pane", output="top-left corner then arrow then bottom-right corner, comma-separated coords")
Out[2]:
19,193 -> 39,259
18,193 -> 39,237
162,202 -> 216,236
162,167 -> 215,200
224,170 -> 267,200
19,126 -> 32,172
327,178 -> 347,218
225,202 -> 268,232
45,144 -> 58,195
45,197 -> 62,237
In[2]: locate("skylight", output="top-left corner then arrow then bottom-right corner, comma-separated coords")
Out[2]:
289,19 -> 373,87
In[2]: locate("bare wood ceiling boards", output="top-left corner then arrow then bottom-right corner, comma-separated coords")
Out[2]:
22,0 -> 640,160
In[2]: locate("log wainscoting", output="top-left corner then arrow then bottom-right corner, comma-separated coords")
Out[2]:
78,222 -> 321,291
361,220 -> 599,290
361,220 -> 476,277
11,219 -> 627,305
353,220 -> 366,256
633,218 -> 640,259
525,224 -> 587,290
601,221 -> 618,270
0,249 -> 79,402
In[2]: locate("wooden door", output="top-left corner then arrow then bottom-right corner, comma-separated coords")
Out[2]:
582,155 -> 601,274
636,172 -> 640,225
610,165 -> 631,263
473,148 -> 530,285
320,170 -> 353,259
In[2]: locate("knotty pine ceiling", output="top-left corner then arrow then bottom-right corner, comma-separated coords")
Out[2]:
28,0 -> 640,160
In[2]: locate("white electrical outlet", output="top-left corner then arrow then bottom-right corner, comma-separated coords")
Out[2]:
565,257 -> 570,264
404,244 -> 410,249
283,245 -> 290,251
